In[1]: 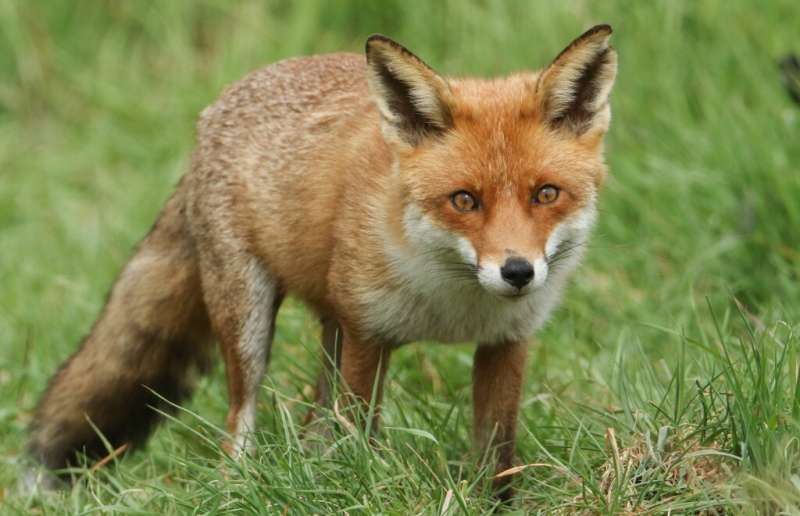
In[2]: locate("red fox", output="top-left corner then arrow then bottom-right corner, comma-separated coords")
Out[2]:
25,25 -> 617,499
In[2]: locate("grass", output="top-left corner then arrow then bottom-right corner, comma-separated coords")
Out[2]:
1,0 -> 799,513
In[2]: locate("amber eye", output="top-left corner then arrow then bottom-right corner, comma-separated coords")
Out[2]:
451,190 -> 479,212
533,185 -> 560,204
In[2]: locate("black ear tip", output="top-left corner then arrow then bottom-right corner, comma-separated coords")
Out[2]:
366,34 -> 389,45
576,24 -> 613,43
365,34 -> 397,55
364,35 -> 423,68
590,24 -> 613,35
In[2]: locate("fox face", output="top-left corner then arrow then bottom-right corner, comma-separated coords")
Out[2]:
366,27 -> 617,299
399,107 -> 604,298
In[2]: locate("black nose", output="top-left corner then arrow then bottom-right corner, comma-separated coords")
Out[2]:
500,257 -> 534,289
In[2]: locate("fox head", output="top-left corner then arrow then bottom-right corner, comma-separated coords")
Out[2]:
366,26 -> 617,298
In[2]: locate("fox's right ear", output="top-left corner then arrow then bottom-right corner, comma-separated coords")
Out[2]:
365,35 -> 453,147
537,24 -> 618,138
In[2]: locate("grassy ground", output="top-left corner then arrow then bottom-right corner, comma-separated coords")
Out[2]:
1,1 -> 799,513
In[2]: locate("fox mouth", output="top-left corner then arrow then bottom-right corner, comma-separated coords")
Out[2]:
473,263 -> 536,299
445,260 -> 530,300
498,291 -> 527,300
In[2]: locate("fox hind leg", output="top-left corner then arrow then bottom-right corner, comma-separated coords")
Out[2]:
199,254 -> 283,456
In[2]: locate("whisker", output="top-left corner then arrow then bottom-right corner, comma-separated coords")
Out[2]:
545,238 -> 589,272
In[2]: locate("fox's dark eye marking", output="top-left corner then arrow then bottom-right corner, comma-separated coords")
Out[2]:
532,185 -> 560,205
451,190 -> 479,212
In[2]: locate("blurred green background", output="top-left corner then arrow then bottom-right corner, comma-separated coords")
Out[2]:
1,1 -> 799,513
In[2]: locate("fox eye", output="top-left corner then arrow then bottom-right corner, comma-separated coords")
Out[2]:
533,185 -> 560,205
451,190 -> 479,212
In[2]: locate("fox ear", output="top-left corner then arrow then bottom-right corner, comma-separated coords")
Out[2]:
537,24 -> 618,136
365,35 -> 453,146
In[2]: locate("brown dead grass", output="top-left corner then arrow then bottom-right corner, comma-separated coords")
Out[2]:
558,426 -> 738,515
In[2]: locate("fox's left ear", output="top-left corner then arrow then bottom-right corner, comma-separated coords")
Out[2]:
365,35 -> 453,147
537,24 -> 618,137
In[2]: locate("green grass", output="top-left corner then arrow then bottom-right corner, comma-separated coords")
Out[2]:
1,0 -> 799,513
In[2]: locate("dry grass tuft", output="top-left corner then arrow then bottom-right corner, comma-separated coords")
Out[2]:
563,426 -> 737,515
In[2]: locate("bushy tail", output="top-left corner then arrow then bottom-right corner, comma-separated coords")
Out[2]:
27,191 -> 213,475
